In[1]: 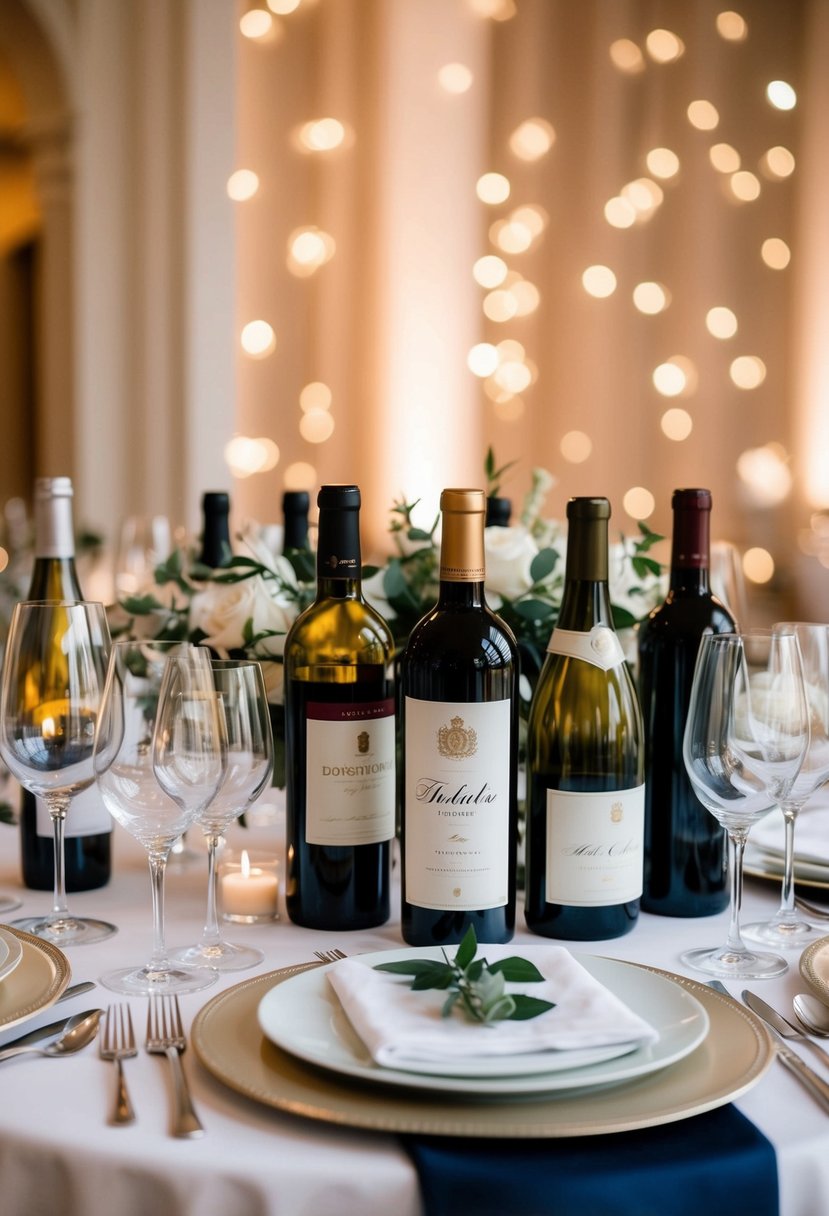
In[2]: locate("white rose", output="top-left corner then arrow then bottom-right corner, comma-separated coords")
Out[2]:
189,573 -> 297,659
484,525 -> 539,600
362,568 -> 397,622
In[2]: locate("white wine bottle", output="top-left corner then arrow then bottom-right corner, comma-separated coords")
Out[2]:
284,485 -> 396,929
401,488 -> 518,946
525,496 -> 644,940
20,477 -> 113,892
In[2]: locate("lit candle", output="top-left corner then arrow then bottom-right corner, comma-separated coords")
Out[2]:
220,849 -> 279,921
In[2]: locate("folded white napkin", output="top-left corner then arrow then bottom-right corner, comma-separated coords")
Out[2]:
751,799 -> 829,865
326,946 -> 658,1070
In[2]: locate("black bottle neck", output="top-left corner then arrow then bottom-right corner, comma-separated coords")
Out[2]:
670,495 -> 712,594
282,491 -> 310,551
316,503 -> 361,600
557,512 -> 614,630
200,494 -> 231,568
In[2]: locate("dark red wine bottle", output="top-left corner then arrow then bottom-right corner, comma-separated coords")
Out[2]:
638,489 -> 736,916
20,477 -> 112,892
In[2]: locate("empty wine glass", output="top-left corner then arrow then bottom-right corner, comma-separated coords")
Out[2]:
94,641 -> 222,995
172,660 -> 273,970
0,759 -> 22,913
0,600 -> 115,945
680,628 -> 809,979
743,622 -> 829,947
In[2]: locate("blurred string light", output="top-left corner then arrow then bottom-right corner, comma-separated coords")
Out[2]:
661,408 -> 693,440
299,410 -> 335,443
743,547 -> 775,583
766,80 -> 797,110
710,143 -> 741,173
284,461 -> 316,490
645,29 -> 685,63
729,170 -> 761,201
267,0 -> 301,12
239,8 -> 277,40
227,169 -> 259,201
761,146 -> 795,178
438,63 -> 473,94
300,382 -> 332,412
605,196 -> 636,228
687,100 -> 720,130
477,172 -> 511,204
560,431 -> 593,463
473,255 -> 508,288
633,282 -> 670,314
468,342 -> 499,377
490,205 -> 547,254
224,435 -> 280,477
736,443 -> 792,506
287,227 -> 335,276
509,118 -> 555,161
716,11 -> 748,41
799,514 -> 829,568
240,320 -> 276,358
467,0 -> 517,20
295,118 -> 350,153
623,486 -> 656,519
730,355 -> 766,389
706,306 -> 738,339
761,237 -> 791,269
653,357 -> 697,397
646,147 -> 680,179
609,39 -> 645,73
582,265 -> 617,298
621,177 -> 663,220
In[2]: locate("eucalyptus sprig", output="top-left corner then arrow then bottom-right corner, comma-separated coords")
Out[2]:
374,926 -> 556,1025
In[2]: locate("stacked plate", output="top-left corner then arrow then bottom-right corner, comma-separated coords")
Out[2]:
0,924 -> 71,1032
746,800 -> 829,891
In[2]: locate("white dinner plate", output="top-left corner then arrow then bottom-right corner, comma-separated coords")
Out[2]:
257,948 -> 710,1097
0,926 -> 24,985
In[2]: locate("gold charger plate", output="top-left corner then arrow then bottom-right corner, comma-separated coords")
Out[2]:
191,961 -> 774,1138
799,935 -> 829,1002
0,925 -> 72,1031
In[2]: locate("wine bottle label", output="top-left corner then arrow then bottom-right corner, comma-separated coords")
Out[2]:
547,626 -> 626,671
544,785 -> 645,906
305,698 -> 396,845
35,785 -> 113,838
404,696 -> 510,911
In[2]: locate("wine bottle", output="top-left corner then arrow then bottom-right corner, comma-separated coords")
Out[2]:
525,496 -> 643,941
485,495 -> 512,527
282,490 -> 310,551
638,489 -> 735,916
401,488 -> 518,946
199,491 -> 232,568
19,477 -> 113,892
284,485 -> 395,929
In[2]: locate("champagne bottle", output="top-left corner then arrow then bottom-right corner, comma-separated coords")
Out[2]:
525,497 -> 643,941
282,490 -> 310,551
19,477 -> 113,892
284,485 -> 395,929
199,491 -> 232,568
401,488 -> 518,946
638,489 -> 735,916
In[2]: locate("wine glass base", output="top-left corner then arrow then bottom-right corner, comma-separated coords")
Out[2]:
170,941 -> 264,972
0,894 -> 22,914
680,944 -> 788,980
100,963 -> 219,997
10,914 -> 116,946
742,918 -> 824,948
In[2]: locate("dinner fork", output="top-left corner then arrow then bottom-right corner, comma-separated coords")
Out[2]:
100,1004 -> 137,1126
145,994 -> 204,1138
314,948 -> 347,963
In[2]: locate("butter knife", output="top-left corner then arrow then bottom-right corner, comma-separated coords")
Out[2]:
740,989 -> 829,1113
742,989 -> 829,1067
0,988 -> 99,1051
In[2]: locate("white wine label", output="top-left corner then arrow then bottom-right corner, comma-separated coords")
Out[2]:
545,785 -> 644,906
547,626 -> 625,671
36,785 -> 112,838
405,696 -> 511,911
305,698 -> 396,845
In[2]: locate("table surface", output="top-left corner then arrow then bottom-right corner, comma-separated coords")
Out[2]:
1,799 -> 828,1216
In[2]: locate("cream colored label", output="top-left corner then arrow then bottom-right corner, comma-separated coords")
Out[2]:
36,785 -> 112,838
545,785 -> 644,906
404,696 -> 511,911
305,699 -> 396,845
547,626 -> 625,670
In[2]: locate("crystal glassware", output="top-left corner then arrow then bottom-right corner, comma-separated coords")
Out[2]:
94,641 -> 223,995
0,599 -> 115,945
172,659 -> 273,970
680,628 -> 809,979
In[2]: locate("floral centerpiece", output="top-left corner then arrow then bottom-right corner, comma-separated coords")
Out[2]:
113,453 -> 665,788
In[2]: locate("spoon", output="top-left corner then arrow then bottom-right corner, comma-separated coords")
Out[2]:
0,1009 -> 103,1063
793,993 -> 829,1038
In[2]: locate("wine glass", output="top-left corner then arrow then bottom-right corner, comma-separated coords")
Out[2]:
94,640 -> 222,995
0,758 -> 22,913
680,629 -> 809,979
0,600 -> 115,945
743,622 -> 829,947
172,659 -> 273,970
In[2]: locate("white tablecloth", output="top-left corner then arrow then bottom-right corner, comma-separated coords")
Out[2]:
0,805 -> 828,1216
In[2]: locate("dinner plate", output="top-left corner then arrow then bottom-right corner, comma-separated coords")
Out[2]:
0,926 -> 24,985
256,950 -> 709,1095
745,845 -> 829,892
0,925 -> 71,1031
192,963 -> 774,1137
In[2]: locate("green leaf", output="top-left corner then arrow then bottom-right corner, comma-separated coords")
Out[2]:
489,957 -> 546,983
121,593 -> 163,615
514,597 -> 555,622
374,959 -> 444,977
611,605 -> 636,629
412,966 -> 456,991
505,995 -> 556,1021
529,548 -> 559,583
454,925 -> 478,971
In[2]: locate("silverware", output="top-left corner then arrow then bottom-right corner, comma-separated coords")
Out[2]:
0,1009 -> 102,1063
58,981 -> 97,1003
145,994 -> 204,1138
795,896 -> 829,921
100,1005 -> 137,1126
794,992 -> 829,1037
0,1005 -> 103,1052
314,949 -> 347,963
742,989 -> 829,1068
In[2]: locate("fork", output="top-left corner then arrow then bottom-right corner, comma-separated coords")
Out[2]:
100,1005 -> 137,1126
314,948 -> 347,963
145,995 -> 204,1138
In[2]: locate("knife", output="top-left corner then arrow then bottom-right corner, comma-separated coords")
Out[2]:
742,989 -> 829,1067
0,998 -> 101,1051
741,989 -> 829,1113
58,981 -> 97,1005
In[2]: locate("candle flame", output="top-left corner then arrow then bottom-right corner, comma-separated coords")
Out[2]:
241,849 -> 251,879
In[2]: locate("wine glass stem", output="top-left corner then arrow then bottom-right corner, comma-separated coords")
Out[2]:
200,832 -> 223,947
778,804 -> 798,920
148,851 -> 171,971
724,828 -> 749,954
46,794 -> 71,921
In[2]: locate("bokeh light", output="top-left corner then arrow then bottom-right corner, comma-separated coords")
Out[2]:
483,289 -> 518,322
473,255 -> 508,288
645,29 -> 685,63
468,343 -> 500,377
710,143 -> 741,173
240,9 -> 274,39
560,431 -> 593,463
742,547 -> 775,584
653,360 -> 691,397
661,408 -> 694,440
267,0 -> 301,13
509,278 -> 541,316
687,100 -> 720,130
299,410 -> 336,444
762,146 -> 795,178
761,237 -> 791,269
716,11 -> 748,41
509,118 -> 555,161
633,282 -> 670,314
284,461 -> 317,490
300,382 -> 332,412
582,265 -> 617,298
605,197 -> 637,228
729,170 -> 761,201
766,80 -> 797,111
226,169 -> 259,201
646,147 -> 680,179
297,118 -> 347,152
438,63 -> 473,94
609,39 -> 645,73
623,487 -> 656,520
737,443 -> 792,506
240,320 -> 276,358
477,172 -> 511,204
730,356 -> 767,389
224,435 -> 280,478
706,306 -> 738,339
287,227 -> 335,276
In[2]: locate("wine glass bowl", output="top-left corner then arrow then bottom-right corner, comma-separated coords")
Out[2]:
0,600 -> 115,945
680,629 -> 809,979
94,640 -> 222,995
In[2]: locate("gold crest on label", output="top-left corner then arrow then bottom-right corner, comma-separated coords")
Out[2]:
357,731 -> 369,754
453,887 -> 462,898
610,801 -> 623,823
437,715 -> 477,760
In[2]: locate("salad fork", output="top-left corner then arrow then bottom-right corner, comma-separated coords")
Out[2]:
145,994 -> 204,1138
100,1005 -> 137,1125
314,948 -> 347,963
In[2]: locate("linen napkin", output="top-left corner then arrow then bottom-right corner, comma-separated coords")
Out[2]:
326,946 -> 658,1070
752,802 -> 829,865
